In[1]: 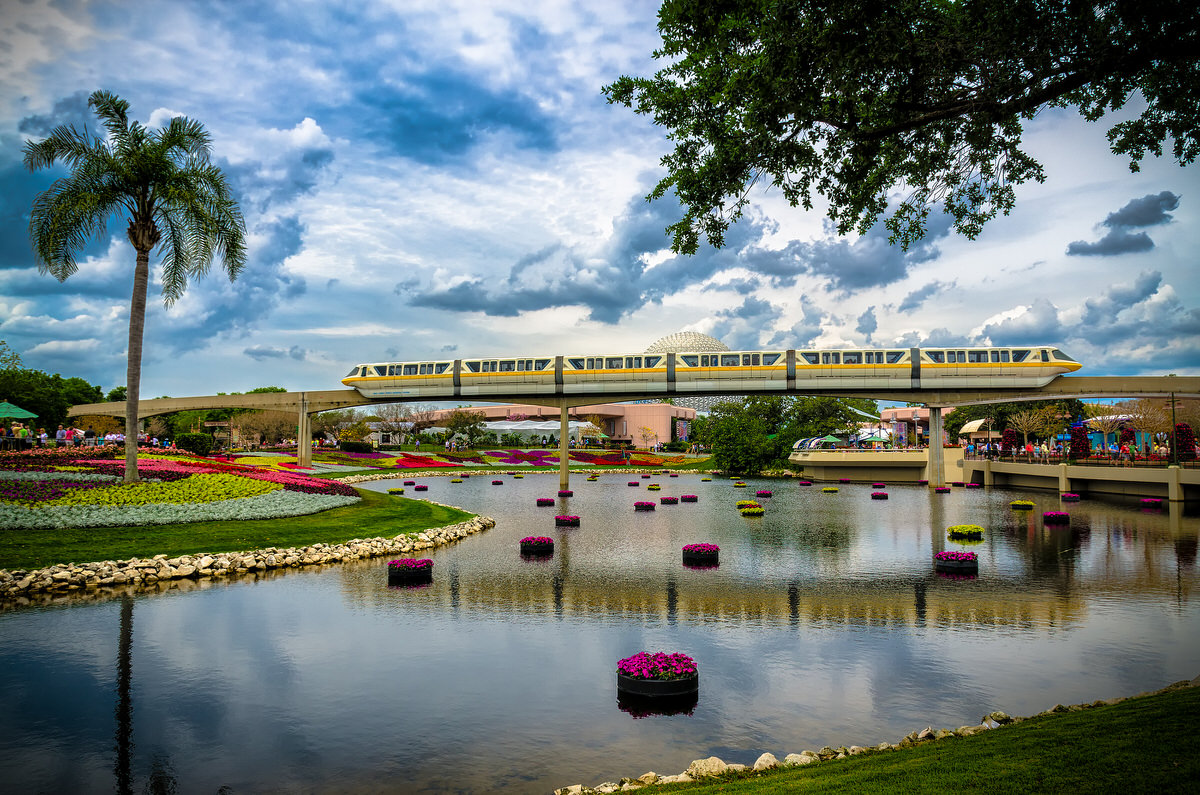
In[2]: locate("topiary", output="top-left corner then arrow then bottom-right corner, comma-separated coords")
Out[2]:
1069,425 -> 1091,461
1001,428 -> 1017,454
174,432 -> 214,456
1175,423 -> 1196,462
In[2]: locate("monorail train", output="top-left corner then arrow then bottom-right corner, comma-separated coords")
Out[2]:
341,346 -> 1081,399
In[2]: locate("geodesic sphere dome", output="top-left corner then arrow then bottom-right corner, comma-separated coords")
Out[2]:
645,331 -> 729,353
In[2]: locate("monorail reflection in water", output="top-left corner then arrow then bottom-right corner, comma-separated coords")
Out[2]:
0,475 -> 1195,794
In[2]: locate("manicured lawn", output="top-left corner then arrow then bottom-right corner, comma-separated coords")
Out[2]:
647,684 -> 1200,793
0,489 -> 474,570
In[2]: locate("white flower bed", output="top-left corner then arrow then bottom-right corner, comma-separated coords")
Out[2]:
0,471 -> 120,482
0,489 -> 359,530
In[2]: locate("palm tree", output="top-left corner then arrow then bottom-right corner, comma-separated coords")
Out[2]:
24,90 -> 245,482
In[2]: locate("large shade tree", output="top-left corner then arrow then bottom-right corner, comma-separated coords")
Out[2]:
24,90 -> 246,482
605,0 -> 1199,252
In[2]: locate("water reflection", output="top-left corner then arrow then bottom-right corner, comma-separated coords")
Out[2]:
1,475 -> 1197,794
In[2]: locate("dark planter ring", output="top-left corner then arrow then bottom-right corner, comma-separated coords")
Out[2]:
682,550 -> 719,566
387,568 -> 433,585
934,559 -> 978,574
616,672 -> 699,698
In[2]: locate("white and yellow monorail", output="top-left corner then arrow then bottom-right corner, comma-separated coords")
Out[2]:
341,346 -> 1081,399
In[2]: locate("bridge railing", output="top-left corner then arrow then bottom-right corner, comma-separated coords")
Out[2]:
964,452 -> 1199,469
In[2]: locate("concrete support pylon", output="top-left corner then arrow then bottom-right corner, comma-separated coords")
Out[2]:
297,393 -> 312,469
927,406 -> 945,487
559,406 -> 570,490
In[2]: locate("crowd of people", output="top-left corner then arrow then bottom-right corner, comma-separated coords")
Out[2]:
1,422 -> 174,450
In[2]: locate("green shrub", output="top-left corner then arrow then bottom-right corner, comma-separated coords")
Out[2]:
174,433 -> 214,456
664,440 -> 687,452
339,440 -> 373,454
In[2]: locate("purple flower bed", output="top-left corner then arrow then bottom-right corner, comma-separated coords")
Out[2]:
871,492 -> 888,500
634,501 -> 655,511
616,651 -> 697,681
680,494 -> 698,502
0,479 -> 114,503
935,551 -> 977,562
485,450 -> 560,466
1043,511 -> 1071,525
535,498 -> 555,506
387,558 -> 433,571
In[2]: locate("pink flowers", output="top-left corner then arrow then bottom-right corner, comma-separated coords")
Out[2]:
634,501 -> 655,510
1043,511 -> 1070,525
934,551 -> 977,562
387,558 -> 433,570
682,543 -> 719,554
520,536 -> 553,545
535,498 -> 555,506
616,651 -> 697,681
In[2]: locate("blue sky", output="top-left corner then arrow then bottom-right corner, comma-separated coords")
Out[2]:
1,0 -> 1197,399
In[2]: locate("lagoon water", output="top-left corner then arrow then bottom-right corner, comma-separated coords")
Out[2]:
2,474 -> 1198,793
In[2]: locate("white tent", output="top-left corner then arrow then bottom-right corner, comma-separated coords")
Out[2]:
484,420 -> 600,440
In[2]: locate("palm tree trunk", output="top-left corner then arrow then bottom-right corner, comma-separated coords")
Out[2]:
124,249 -> 150,483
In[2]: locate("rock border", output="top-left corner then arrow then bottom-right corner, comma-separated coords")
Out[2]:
553,678 -> 1200,793
0,513 -> 494,606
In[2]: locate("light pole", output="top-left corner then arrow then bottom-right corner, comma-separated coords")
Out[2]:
1169,392 -> 1178,466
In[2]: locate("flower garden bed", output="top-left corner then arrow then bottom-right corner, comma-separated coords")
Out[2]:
682,543 -> 719,565
387,558 -> 433,584
519,536 -> 554,556
616,652 -> 699,698
934,550 -> 978,574
947,524 -> 985,540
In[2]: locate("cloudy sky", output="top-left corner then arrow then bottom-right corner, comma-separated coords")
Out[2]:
1,0 -> 1197,399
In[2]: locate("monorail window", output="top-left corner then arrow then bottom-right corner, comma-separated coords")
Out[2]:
606,357 -> 623,369
681,355 -> 699,367
625,356 -> 642,368
403,364 -> 418,375
1052,349 -> 1077,362
499,360 -> 515,372
763,353 -> 780,365
887,351 -> 904,363
465,361 -> 480,373
586,358 -> 596,369
436,363 -> 450,373
645,356 -> 661,367
1001,351 -> 1010,362
699,354 -> 712,366
345,367 -> 360,378
568,358 -> 585,369
821,352 -> 840,364
844,352 -> 861,364
927,352 -> 945,363
1012,350 -> 1030,362
801,352 -> 819,365
1040,350 -> 1049,362
536,359 -> 550,370
990,351 -> 1000,363
517,360 -> 525,371
722,354 -> 741,366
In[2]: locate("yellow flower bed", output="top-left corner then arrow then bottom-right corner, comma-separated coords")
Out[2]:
46,472 -> 281,507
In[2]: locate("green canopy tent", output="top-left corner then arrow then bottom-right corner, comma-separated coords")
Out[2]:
859,435 -> 889,443
0,401 -> 38,419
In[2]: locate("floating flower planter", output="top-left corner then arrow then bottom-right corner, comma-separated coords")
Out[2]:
647,484 -> 661,491
1010,500 -> 1035,510
616,652 -> 699,698
797,480 -> 812,486
387,487 -> 404,494
413,485 -> 428,492
917,479 -> 929,485
1043,511 -> 1070,525
736,500 -> 761,509
535,498 -> 555,506
1141,498 -> 1163,510
386,558 -> 433,585
492,480 -> 504,485
947,524 -> 984,540
450,479 -> 463,483
838,478 -> 851,483
934,550 -> 978,574
558,489 -> 573,497
586,476 -> 598,481
755,490 -> 772,498
681,544 -> 719,566
403,480 -> 415,486
555,515 -> 580,526
951,481 -> 965,487
871,492 -> 888,500
739,506 -> 765,516
627,481 -> 640,486
934,486 -> 951,493
634,501 -> 656,511
618,691 -> 698,718
700,477 -> 712,482
519,536 -> 554,556
660,496 -> 678,505
512,474 -> 523,479
822,487 -> 839,493
669,473 -> 679,478
641,474 -> 651,479
1061,493 -> 1081,502
460,474 -> 470,478
965,483 -> 983,489
872,483 -> 886,488
733,482 -> 747,488
681,494 -> 698,503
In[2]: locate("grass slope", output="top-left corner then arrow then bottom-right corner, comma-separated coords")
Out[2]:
0,489 -> 474,570
652,683 -> 1200,793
